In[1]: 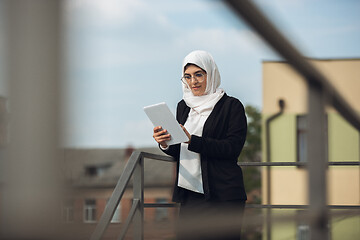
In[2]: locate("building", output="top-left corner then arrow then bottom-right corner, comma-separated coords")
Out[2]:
61,146 -> 177,240
262,58 -> 360,239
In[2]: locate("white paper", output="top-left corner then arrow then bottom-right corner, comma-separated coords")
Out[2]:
144,102 -> 189,145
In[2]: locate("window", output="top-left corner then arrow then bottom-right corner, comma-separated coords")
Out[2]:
85,166 -> 97,176
297,115 -> 307,163
155,198 -> 168,222
297,115 -> 328,163
85,164 -> 111,177
296,210 -> 310,240
84,199 -> 96,223
62,199 -> 74,223
297,224 -> 310,240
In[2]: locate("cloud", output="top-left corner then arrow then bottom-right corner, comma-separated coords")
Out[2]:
174,28 -> 270,57
60,0 -> 282,147
63,0 -> 178,36
64,0 -> 149,26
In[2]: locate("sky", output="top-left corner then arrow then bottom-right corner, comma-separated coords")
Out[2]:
1,0 -> 360,148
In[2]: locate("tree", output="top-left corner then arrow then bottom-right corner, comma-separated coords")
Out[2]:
239,105 -> 261,162
238,105 -> 262,201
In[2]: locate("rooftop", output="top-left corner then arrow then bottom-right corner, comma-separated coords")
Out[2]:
62,146 -> 175,188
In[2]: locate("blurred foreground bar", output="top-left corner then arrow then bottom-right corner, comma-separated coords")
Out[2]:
1,0 -> 63,239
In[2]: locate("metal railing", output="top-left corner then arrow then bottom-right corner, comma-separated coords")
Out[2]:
89,150 -> 360,240
91,0 -> 360,239
90,151 -> 175,240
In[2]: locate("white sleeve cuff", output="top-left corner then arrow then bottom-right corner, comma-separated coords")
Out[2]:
159,144 -> 169,151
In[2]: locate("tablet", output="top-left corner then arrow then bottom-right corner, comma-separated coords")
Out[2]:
144,102 -> 189,145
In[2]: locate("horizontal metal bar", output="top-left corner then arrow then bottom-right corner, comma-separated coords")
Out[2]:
140,152 -> 175,162
144,203 -> 359,210
141,153 -> 360,167
239,162 -> 306,167
238,161 -> 360,167
246,204 -> 308,209
144,203 -> 178,208
328,161 -> 360,166
246,204 -> 360,209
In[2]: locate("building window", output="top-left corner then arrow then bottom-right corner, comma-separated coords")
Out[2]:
85,164 -> 111,177
62,199 -> 74,223
107,199 -> 122,223
297,115 -> 307,163
297,115 -> 328,163
297,224 -> 310,240
84,199 -> 97,223
296,210 -> 331,240
296,210 -> 310,240
85,166 -> 97,176
155,198 -> 168,222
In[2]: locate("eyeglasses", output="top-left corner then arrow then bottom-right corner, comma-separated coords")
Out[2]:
181,72 -> 206,85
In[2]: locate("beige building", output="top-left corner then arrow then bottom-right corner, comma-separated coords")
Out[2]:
262,58 -> 360,239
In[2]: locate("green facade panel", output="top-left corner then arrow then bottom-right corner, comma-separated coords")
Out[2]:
262,114 -> 296,162
331,213 -> 360,240
328,112 -> 360,161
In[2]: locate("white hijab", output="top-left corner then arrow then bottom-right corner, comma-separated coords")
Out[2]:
178,50 -> 225,193
182,50 -> 225,115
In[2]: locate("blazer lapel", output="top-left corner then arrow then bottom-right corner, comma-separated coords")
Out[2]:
177,101 -> 190,125
202,93 -> 227,137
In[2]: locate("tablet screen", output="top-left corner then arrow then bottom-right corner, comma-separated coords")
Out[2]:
144,102 -> 189,145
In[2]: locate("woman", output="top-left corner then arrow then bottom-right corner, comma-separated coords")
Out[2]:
153,50 -> 247,240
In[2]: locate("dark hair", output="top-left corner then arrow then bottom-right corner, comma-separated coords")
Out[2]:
184,63 -> 206,73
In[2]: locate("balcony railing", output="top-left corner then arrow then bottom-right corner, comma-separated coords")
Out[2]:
89,150 -> 359,240
90,151 -> 175,240
224,1 -> 360,240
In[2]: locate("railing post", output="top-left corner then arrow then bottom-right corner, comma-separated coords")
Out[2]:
307,82 -> 328,240
133,153 -> 144,240
1,1 -> 62,238
90,151 -> 142,240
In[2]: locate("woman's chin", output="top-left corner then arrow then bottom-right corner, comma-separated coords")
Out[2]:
191,90 -> 205,96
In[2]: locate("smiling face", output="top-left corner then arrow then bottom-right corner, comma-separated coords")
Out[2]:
183,64 -> 207,96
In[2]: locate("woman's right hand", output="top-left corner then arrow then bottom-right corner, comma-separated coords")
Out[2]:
153,126 -> 171,148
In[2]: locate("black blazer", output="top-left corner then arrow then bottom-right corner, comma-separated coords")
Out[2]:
162,93 -> 247,203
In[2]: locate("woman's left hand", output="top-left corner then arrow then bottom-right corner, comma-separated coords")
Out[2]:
180,124 -> 191,144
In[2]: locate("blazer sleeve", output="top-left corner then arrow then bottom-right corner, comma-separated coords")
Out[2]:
160,143 -> 179,159
188,98 -> 247,160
